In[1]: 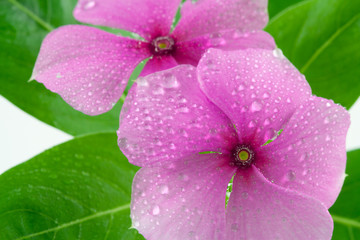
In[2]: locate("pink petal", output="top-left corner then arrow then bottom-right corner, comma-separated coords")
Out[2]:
139,55 -> 178,77
173,30 -> 275,66
197,48 -> 312,146
131,154 -> 235,240
257,96 -> 350,208
173,0 -> 268,41
31,25 -> 150,115
226,167 -> 333,240
74,0 -> 181,40
118,65 -> 238,167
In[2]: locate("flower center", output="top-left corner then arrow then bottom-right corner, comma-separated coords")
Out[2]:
232,145 -> 255,168
151,36 -> 175,55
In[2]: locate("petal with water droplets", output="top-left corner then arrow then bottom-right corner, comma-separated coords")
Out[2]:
31,25 -> 151,115
118,65 -> 237,167
197,48 -> 311,146
173,0 -> 268,41
173,30 -> 275,66
74,0 -> 181,40
258,96 -> 350,207
225,167 -> 333,240
131,154 -> 235,240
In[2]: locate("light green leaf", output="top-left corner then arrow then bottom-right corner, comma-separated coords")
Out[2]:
0,132 -> 144,240
0,0 -> 124,136
266,0 -> 360,109
330,149 -> 360,239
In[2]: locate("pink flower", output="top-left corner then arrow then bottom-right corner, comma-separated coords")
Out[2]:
31,0 -> 274,115
118,48 -> 350,239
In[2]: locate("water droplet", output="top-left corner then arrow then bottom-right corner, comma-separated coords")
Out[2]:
325,135 -> 331,141
231,223 -> 239,232
272,48 -> 284,58
137,77 -> 149,87
241,192 -> 248,199
248,120 -> 256,128
263,118 -> 271,126
133,221 -> 140,227
152,205 -> 160,215
324,117 -> 330,124
250,100 -> 262,112
159,185 -> 169,194
152,86 -> 165,95
287,170 -> 296,181
238,84 -> 245,91
161,73 -> 179,88
83,0 -> 96,10
262,92 -> 270,99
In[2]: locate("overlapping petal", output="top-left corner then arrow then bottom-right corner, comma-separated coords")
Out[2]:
74,0 -> 181,40
197,48 -> 312,146
173,30 -> 276,65
173,0 -> 268,41
140,55 -> 178,77
226,167 -> 333,240
31,25 -> 151,115
118,65 -> 238,167
258,96 -> 350,207
131,154 -> 235,240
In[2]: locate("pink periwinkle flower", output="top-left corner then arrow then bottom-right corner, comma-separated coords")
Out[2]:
31,0 -> 274,115
118,48 -> 350,239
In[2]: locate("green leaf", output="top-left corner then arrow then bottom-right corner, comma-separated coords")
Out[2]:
330,149 -> 360,239
268,0 -> 305,19
266,0 -> 360,109
0,132 -> 144,240
0,0 -> 123,136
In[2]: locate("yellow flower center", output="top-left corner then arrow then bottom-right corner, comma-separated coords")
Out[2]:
238,150 -> 249,161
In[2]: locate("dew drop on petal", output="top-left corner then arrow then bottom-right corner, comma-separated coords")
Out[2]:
241,192 -> 248,199
250,100 -> 262,112
159,185 -> 169,194
248,120 -> 256,128
152,205 -> 160,215
161,73 -> 179,88
231,223 -> 239,232
83,0 -> 96,10
324,117 -> 330,124
287,170 -> 296,181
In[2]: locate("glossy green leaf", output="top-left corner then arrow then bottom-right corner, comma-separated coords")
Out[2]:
330,149 -> 360,239
268,0 -> 305,19
0,0 -> 125,136
266,0 -> 360,109
0,133 -> 144,240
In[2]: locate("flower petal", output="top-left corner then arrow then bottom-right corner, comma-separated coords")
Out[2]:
197,48 -> 311,146
173,30 -> 275,66
31,25 -> 150,115
173,0 -> 268,41
257,96 -> 350,208
131,154 -> 235,240
118,65 -> 238,167
226,167 -> 333,240
74,0 -> 181,40
139,55 -> 178,77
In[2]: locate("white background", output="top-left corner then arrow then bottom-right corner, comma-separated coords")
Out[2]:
0,95 -> 359,174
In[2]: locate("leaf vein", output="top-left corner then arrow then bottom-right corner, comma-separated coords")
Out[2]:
7,0 -> 54,32
300,14 -> 360,73
15,203 -> 130,240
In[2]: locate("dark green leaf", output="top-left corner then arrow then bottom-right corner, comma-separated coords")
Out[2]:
0,132 -> 144,240
268,0 -> 305,19
266,0 -> 360,109
330,149 -> 360,239
0,0 -> 124,136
